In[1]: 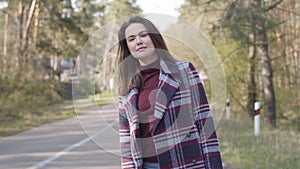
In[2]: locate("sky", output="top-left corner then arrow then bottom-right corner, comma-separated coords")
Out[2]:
136,0 -> 185,17
0,0 -> 185,17
0,1 -> 7,9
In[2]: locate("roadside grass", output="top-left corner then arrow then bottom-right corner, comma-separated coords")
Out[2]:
0,93 -> 114,137
217,116 -> 300,169
0,100 -> 76,137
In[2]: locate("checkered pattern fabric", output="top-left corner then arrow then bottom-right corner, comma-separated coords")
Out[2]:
119,59 -> 223,169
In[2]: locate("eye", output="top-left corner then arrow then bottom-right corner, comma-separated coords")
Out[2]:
140,32 -> 148,37
127,37 -> 135,42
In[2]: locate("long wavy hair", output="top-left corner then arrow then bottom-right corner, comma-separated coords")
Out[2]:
117,16 -> 176,96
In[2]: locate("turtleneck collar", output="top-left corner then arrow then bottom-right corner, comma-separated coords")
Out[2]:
139,58 -> 160,71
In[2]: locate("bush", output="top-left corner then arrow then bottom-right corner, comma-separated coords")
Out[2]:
0,77 -> 62,120
72,77 -> 95,98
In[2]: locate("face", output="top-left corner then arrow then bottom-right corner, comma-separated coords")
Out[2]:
125,23 -> 158,65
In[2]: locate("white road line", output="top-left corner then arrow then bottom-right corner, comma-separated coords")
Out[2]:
27,109 -> 119,169
27,134 -> 98,169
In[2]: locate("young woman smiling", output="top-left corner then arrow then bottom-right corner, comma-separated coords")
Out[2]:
117,16 -> 223,169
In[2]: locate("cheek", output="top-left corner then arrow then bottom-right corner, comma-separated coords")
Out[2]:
146,38 -> 155,48
127,42 -> 135,53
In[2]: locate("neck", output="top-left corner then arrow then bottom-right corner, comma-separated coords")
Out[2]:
139,53 -> 159,66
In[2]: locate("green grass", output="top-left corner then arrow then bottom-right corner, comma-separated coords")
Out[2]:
0,100 -> 76,137
90,92 -> 118,99
217,116 -> 300,169
0,93 -> 114,137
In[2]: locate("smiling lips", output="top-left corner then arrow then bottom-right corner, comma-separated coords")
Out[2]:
136,46 -> 147,51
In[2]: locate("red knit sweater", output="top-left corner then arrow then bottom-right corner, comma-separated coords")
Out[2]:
138,59 -> 160,163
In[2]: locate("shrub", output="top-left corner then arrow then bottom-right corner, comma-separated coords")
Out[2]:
0,77 -> 62,119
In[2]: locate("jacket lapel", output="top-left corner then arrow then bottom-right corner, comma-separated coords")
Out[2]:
123,88 -> 139,124
153,59 -> 181,132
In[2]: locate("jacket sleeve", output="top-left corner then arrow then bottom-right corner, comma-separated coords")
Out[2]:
119,96 -> 136,169
187,62 -> 223,169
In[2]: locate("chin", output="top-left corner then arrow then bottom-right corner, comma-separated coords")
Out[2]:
134,52 -> 153,60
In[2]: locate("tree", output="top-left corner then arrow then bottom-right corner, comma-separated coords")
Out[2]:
178,0 -> 251,116
267,0 -> 300,130
255,0 -> 280,127
222,0 -> 260,119
0,0 -> 103,119
222,0 -> 281,127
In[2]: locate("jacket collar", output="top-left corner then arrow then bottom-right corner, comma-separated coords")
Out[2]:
159,58 -> 181,75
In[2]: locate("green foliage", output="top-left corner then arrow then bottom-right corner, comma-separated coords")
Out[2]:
72,76 -> 95,98
214,39 -> 250,115
0,100 -> 76,137
36,0 -> 89,60
275,84 -> 300,131
105,0 -> 142,21
0,77 -> 62,120
221,0 -> 278,46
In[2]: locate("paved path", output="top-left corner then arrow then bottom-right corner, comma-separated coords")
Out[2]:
0,99 -> 231,169
0,101 -> 121,169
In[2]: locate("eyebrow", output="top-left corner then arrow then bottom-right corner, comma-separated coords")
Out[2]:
126,30 -> 148,39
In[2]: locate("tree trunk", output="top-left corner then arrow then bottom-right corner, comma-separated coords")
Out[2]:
33,0 -> 40,47
254,0 -> 277,127
102,20 -> 116,92
22,0 -> 39,62
257,29 -> 276,127
3,13 -> 9,75
17,1 -> 25,70
247,33 -> 256,118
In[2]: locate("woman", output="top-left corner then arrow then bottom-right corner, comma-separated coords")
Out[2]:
117,16 -> 223,169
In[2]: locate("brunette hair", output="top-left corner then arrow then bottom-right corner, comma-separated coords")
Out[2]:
117,16 -> 175,96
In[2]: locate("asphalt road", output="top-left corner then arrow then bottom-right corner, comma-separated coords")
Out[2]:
0,101 -> 121,169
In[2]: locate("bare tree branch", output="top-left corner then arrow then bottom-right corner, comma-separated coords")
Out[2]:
267,0 -> 284,11
275,7 -> 300,16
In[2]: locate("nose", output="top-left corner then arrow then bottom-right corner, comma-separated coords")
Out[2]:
136,36 -> 143,45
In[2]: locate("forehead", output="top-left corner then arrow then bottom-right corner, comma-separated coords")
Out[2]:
125,23 -> 147,37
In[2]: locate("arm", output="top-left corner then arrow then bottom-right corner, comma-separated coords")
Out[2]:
187,63 -> 223,169
119,97 -> 135,169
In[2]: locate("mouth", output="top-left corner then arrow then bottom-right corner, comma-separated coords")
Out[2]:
136,46 -> 147,51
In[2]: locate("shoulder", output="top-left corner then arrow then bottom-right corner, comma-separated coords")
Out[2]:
175,61 -> 203,84
175,61 -> 197,72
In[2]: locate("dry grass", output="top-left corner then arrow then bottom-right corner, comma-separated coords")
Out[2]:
0,94 -> 113,137
217,116 -> 300,169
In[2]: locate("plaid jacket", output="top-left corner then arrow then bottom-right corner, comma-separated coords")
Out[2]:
119,59 -> 223,169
